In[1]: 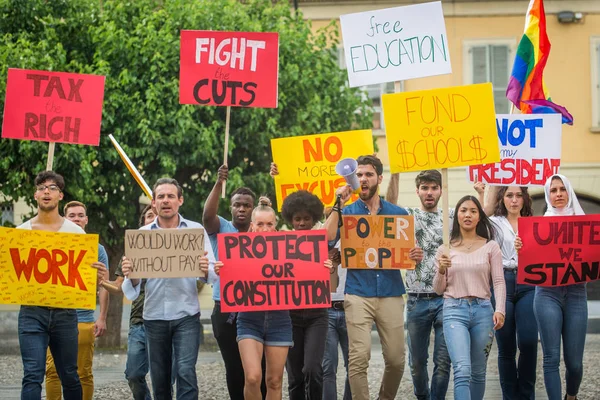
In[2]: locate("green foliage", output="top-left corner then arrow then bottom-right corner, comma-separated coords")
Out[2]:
0,0 -> 373,258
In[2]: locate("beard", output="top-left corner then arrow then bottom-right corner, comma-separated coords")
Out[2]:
420,196 -> 440,211
359,184 -> 378,201
38,202 -> 58,212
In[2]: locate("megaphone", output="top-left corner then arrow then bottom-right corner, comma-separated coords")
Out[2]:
335,158 -> 360,191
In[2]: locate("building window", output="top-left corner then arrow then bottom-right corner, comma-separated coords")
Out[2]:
464,40 -> 515,114
337,47 -> 398,131
1,204 -> 14,226
592,37 -> 600,128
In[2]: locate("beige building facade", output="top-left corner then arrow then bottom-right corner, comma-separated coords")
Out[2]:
300,0 -> 600,213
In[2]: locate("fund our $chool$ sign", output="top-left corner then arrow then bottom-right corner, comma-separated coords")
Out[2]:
341,215 -> 416,269
0,227 -> 99,309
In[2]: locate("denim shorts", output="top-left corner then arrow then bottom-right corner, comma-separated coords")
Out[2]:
236,310 -> 293,347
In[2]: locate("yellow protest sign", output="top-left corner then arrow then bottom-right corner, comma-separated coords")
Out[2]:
0,227 -> 98,309
382,83 -> 500,173
271,129 -> 374,210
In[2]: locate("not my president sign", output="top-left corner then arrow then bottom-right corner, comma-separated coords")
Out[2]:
218,230 -> 331,312
125,228 -> 206,279
518,215 -> 600,287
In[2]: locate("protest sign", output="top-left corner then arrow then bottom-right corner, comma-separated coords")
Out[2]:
0,227 -> 98,309
218,230 -> 330,312
125,228 -> 206,279
2,69 -> 105,146
341,215 -> 416,269
179,30 -> 279,108
382,83 -> 499,173
517,215 -> 600,286
271,129 -> 373,210
340,1 -> 451,87
467,114 -> 561,186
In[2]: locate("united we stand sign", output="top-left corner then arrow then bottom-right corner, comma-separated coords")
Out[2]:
2,68 -> 105,146
179,30 -> 279,108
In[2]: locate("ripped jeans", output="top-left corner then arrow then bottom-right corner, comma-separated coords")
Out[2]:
443,298 -> 495,400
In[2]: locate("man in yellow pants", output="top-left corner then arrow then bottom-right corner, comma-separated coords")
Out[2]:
45,201 -> 110,399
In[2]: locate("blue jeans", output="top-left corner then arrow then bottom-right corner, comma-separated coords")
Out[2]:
125,324 -> 151,400
406,296 -> 451,400
493,270 -> 538,400
534,284 -> 587,400
322,307 -> 351,400
18,306 -> 81,400
443,298 -> 494,400
144,313 -> 200,400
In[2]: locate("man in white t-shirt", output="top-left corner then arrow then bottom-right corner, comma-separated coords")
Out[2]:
17,171 -> 107,400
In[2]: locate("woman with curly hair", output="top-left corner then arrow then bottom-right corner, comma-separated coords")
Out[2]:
281,190 -> 329,400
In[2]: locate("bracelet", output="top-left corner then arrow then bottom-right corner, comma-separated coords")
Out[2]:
332,206 -> 341,213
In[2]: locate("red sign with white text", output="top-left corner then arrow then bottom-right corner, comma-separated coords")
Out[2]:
517,215 -> 600,287
2,69 -> 105,146
179,30 -> 279,108
218,230 -> 330,311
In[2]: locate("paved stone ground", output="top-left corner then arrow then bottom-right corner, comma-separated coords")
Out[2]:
2,332 -> 600,399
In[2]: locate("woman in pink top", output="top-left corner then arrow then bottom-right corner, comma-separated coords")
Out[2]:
433,195 -> 506,400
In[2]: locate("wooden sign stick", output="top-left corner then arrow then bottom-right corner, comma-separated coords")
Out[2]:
221,106 -> 231,198
46,142 -> 56,171
442,168 -> 449,251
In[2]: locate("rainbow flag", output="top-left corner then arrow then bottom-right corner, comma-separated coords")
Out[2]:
506,0 -> 573,124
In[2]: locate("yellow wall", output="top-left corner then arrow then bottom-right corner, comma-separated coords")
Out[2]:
308,11 -> 600,163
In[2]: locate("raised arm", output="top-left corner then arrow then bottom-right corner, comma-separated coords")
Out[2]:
385,173 -> 399,205
324,185 -> 352,241
202,165 -> 228,235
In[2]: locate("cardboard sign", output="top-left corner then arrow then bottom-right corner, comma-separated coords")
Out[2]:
382,83 -> 499,173
517,215 -> 600,287
179,30 -> 279,108
340,1 -> 451,87
125,228 -> 206,279
218,230 -> 331,312
271,129 -> 373,210
467,114 -> 562,186
0,228 -> 98,309
2,69 -> 105,146
341,215 -> 416,269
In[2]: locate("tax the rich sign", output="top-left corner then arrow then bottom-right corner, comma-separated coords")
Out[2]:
2,69 -> 105,146
125,228 -> 206,279
0,228 -> 98,309
218,230 -> 331,312
382,83 -> 499,173
270,129 -> 373,210
467,114 -> 562,186
179,30 -> 279,108
517,215 -> 600,287
341,215 -> 416,269
340,1 -> 451,87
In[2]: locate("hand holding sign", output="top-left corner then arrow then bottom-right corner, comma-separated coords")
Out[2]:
437,253 -> 451,275
92,262 -> 109,289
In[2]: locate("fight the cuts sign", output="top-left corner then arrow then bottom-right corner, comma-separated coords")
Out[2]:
218,230 -> 331,312
468,114 -> 562,186
179,30 -> 279,108
0,228 -> 99,309
2,69 -> 105,146
518,215 -> 600,287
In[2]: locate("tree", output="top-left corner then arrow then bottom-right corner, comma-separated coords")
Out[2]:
0,0 -> 373,347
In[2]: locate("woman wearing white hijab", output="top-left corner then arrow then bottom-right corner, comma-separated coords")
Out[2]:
517,174 -> 586,400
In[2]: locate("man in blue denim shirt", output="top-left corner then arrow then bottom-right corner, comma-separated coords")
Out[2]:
324,155 -> 423,400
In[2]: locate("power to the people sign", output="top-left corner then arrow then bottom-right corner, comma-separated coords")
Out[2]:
179,30 -> 279,108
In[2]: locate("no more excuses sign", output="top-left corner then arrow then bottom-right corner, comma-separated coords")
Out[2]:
2,69 -> 105,146
179,30 -> 279,108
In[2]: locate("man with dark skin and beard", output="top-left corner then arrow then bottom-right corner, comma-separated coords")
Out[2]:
203,165 -> 266,400
324,155 -> 423,400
